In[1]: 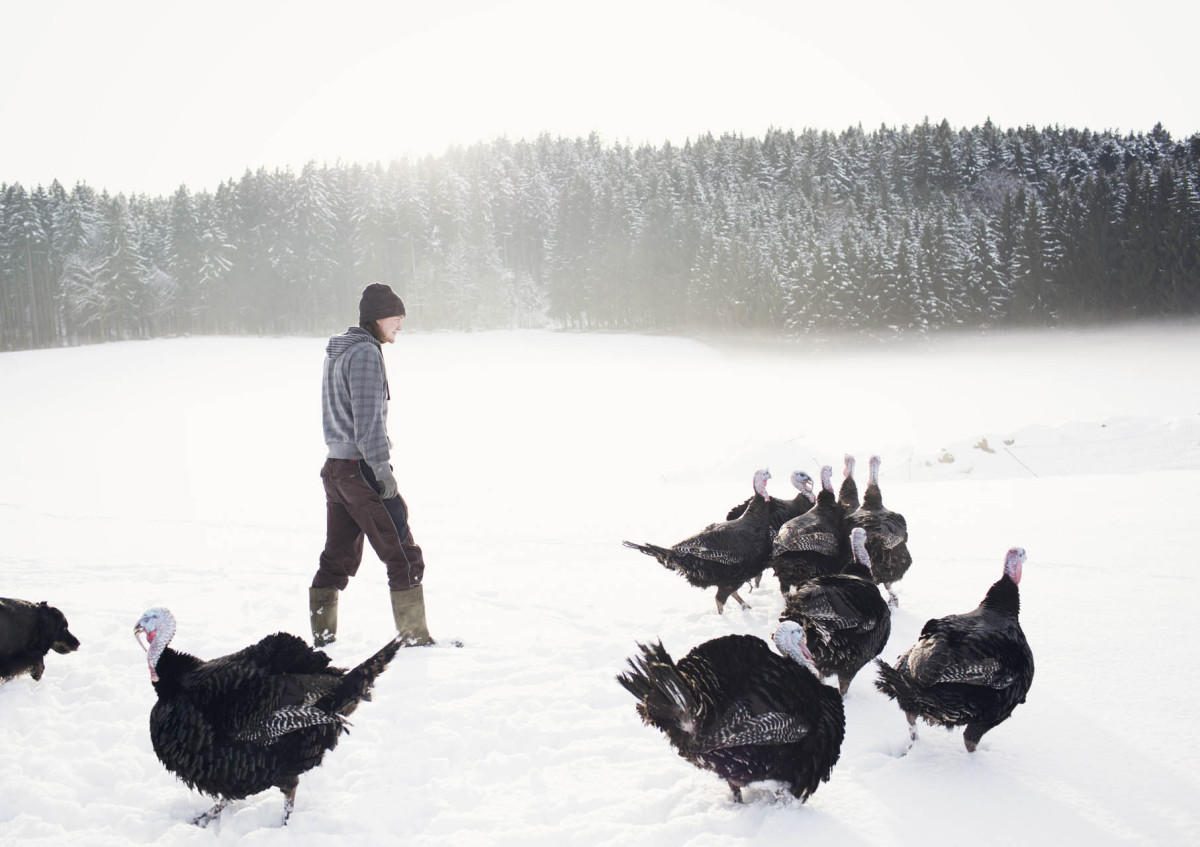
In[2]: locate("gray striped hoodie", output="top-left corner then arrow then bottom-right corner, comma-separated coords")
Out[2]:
322,327 -> 392,474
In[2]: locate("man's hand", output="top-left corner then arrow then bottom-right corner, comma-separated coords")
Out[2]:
371,463 -> 398,500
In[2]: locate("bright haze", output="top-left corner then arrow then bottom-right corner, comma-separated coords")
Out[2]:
2,0 -> 1196,197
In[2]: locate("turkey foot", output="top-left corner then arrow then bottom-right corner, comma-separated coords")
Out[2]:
191,798 -> 230,828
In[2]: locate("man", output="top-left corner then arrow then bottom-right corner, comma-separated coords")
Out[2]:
309,282 -> 434,647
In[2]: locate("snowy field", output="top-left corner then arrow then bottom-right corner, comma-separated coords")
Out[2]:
1,322 -> 1199,846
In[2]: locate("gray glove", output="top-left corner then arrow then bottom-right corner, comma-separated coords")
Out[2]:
371,463 -> 398,500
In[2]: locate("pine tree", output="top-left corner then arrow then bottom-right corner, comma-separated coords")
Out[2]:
94,194 -> 150,339
1010,195 -> 1057,324
1,183 -> 51,349
167,185 -> 204,333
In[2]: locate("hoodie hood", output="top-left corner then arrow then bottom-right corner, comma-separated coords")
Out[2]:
326,326 -> 379,359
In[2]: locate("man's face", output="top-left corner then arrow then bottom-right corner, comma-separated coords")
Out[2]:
378,314 -> 404,343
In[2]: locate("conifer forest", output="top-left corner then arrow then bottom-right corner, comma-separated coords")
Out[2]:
2,119 -> 1198,351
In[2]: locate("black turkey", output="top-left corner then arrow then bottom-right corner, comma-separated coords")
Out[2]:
837,454 -> 859,513
875,547 -> 1034,752
770,465 -> 846,594
781,527 -> 891,696
134,607 -> 402,826
726,470 -> 815,590
845,455 -> 911,606
623,468 -> 775,613
617,621 -> 844,802
726,470 -> 815,531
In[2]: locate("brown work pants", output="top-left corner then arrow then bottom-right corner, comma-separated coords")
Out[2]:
312,458 -> 426,591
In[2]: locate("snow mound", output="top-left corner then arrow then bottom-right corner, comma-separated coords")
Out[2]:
912,415 -> 1200,480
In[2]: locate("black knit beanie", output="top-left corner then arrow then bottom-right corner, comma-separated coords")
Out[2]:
359,283 -> 406,323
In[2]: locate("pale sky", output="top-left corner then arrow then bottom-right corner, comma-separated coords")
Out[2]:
3,0 -> 1196,197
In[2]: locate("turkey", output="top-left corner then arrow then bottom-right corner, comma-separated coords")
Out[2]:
726,470 -> 815,590
726,470 -> 815,531
837,454 -> 859,513
616,621 -> 844,803
134,607 -> 402,826
780,527 -> 891,695
623,468 -> 775,613
769,465 -> 846,594
874,547 -> 1034,752
845,455 -> 911,606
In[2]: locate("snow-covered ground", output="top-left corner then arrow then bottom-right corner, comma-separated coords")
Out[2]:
1,322 -> 1198,846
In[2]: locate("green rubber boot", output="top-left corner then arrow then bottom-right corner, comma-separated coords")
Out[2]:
309,587 -> 338,647
390,585 -> 434,646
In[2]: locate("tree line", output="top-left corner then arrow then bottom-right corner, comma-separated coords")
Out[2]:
2,118 -> 1198,351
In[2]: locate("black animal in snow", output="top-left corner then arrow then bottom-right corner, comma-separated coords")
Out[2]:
770,465 -> 846,593
726,469 -> 815,590
726,470 -> 815,531
617,621 -> 845,803
134,607 -> 401,826
838,454 -> 859,513
623,468 -> 775,613
874,547 -> 1034,752
0,597 -> 80,682
781,527 -> 892,696
845,455 -> 911,606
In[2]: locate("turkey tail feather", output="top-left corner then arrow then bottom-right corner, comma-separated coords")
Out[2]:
317,636 -> 403,716
875,658 -> 934,713
617,641 -> 699,733
622,540 -> 674,566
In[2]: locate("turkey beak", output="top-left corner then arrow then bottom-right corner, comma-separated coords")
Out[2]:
134,624 -> 151,654
134,620 -> 162,682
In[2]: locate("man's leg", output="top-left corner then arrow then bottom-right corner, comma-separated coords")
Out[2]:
310,461 -> 367,645
352,463 -> 432,644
